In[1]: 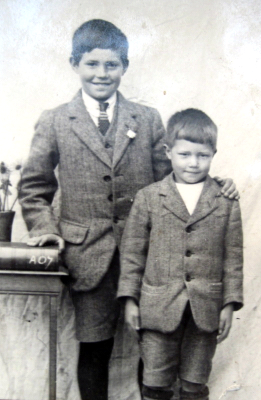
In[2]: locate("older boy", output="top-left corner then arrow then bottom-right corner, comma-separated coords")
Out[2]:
19,20 -> 238,400
118,109 -> 243,400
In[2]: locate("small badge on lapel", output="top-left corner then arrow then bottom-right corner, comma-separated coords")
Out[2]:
127,130 -> 136,139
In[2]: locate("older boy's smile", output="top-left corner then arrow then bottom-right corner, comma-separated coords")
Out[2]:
165,139 -> 215,184
72,48 -> 127,101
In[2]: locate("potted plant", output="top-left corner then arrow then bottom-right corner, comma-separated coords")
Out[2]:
0,162 -> 22,241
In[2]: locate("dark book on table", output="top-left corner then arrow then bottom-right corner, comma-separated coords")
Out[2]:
0,242 -> 60,271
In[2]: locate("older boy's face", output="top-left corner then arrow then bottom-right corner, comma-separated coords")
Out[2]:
165,139 -> 215,184
72,48 -> 127,101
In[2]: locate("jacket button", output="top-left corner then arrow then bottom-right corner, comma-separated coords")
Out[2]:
113,216 -> 119,223
186,226 -> 192,233
108,194 -> 113,201
103,175 -> 112,182
105,143 -> 111,149
185,250 -> 192,257
185,273 -> 191,282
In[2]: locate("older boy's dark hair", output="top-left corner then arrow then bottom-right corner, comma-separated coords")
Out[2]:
70,19 -> 129,67
166,108 -> 217,151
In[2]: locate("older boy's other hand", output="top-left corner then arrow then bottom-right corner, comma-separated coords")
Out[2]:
125,297 -> 141,331
214,177 -> 240,200
27,234 -> 65,254
217,303 -> 234,344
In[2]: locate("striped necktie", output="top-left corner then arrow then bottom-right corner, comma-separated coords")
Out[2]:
98,102 -> 110,135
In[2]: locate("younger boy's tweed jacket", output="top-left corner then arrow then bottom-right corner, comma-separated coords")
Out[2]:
118,174 -> 243,333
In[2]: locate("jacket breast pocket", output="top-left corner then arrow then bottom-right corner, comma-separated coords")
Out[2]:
210,211 -> 228,240
212,210 -> 229,220
59,219 -> 89,244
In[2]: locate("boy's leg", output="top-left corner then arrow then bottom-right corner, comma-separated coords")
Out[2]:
140,325 -> 185,400
179,304 -> 217,400
78,338 -> 114,400
73,249 -> 120,400
138,357 -> 144,391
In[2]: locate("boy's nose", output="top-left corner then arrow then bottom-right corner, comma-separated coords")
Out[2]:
188,156 -> 199,167
96,65 -> 108,78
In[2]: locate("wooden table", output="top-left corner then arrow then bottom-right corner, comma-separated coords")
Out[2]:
0,269 -> 68,400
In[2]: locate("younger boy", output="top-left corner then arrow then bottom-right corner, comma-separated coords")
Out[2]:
118,109 -> 243,400
19,19 -> 238,400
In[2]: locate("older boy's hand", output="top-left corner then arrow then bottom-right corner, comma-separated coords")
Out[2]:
27,234 -> 65,254
217,303 -> 234,344
214,177 -> 240,200
125,297 -> 141,331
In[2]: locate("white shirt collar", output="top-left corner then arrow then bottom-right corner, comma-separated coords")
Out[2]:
175,181 -> 204,215
81,89 -> 117,124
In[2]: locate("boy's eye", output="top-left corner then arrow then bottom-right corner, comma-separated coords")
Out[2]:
86,62 -> 98,67
178,152 -> 189,156
106,62 -> 119,68
200,154 -> 210,158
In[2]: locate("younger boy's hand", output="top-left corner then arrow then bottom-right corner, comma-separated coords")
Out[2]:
125,297 -> 141,331
217,303 -> 234,344
214,177 -> 240,200
27,234 -> 65,254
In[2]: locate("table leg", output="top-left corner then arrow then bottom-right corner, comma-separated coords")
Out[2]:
49,295 -> 58,400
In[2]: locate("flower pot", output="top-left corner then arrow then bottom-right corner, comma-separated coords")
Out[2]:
0,211 -> 15,242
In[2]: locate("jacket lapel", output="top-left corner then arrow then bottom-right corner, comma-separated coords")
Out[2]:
112,93 -> 139,168
67,90 -> 112,168
187,176 -> 220,226
159,174 -> 220,224
160,175 -> 190,222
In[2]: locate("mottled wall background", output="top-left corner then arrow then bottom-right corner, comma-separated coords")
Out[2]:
0,0 -> 261,399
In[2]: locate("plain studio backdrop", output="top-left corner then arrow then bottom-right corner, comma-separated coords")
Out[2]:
0,0 -> 261,399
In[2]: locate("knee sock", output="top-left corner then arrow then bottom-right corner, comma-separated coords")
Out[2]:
77,338 -> 114,400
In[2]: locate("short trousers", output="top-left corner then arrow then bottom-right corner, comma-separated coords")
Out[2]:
140,303 -> 217,387
71,249 -> 120,342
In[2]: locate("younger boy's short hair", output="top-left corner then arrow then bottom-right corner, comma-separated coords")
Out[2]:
70,19 -> 129,68
166,108 -> 217,152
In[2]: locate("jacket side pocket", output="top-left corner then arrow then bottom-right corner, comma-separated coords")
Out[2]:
59,219 -> 89,244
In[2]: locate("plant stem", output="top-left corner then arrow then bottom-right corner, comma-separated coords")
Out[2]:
3,173 -> 10,211
10,196 -> 18,211
3,175 -> 10,211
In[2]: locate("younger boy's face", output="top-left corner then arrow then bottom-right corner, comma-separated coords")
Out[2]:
165,139 -> 215,184
72,48 -> 127,101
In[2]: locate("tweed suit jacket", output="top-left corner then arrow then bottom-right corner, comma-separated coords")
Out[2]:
118,174 -> 243,333
19,90 -> 171,292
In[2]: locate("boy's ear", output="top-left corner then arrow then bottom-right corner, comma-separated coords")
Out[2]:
164,144 -> 171,159
69,56 -> 79,72
122,60 -> 129,75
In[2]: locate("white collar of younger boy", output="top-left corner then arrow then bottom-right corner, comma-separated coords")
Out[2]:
175,180 -> 204,215
81,89 -> 117,126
